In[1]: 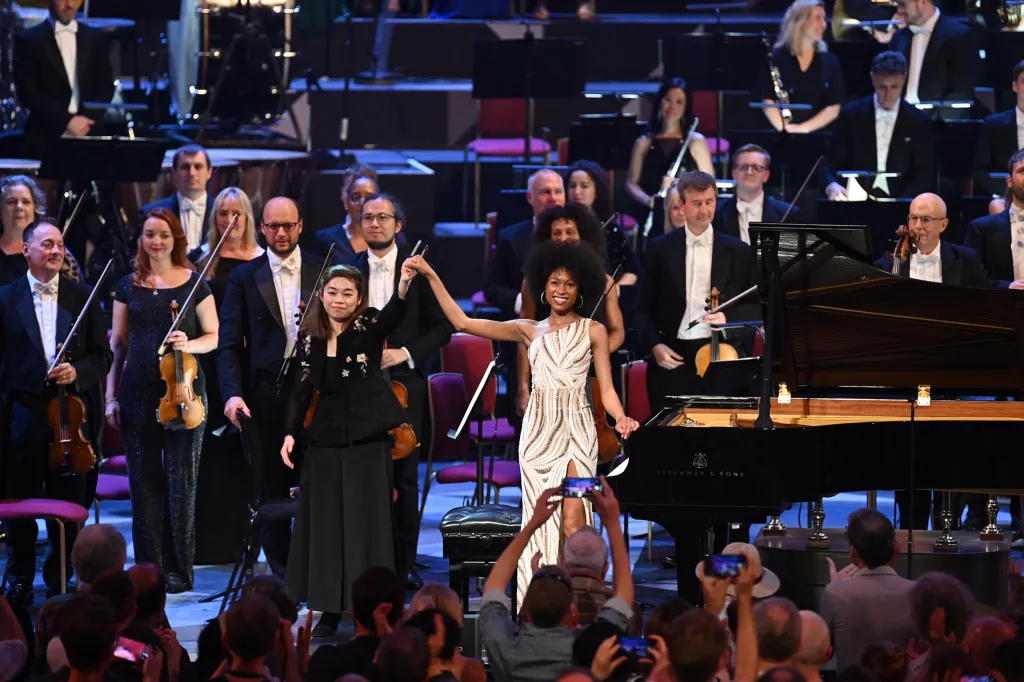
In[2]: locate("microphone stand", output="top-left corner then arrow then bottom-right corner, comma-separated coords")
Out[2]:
448,352 -> 504,507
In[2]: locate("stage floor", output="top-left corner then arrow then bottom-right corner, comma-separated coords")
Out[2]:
11,464 -> 1018,658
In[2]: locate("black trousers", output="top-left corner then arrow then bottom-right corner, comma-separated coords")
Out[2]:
4,391 -> 87,590
250,376 -> 299,577
391,369 -> 427,579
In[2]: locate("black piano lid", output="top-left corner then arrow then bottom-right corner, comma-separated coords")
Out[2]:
749,223 -> 1024,397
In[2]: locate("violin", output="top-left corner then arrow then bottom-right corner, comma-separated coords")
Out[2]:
891,224 -> 916,274
47,345 -> 96,475
588,377 -> 620,463
157,300 -> 205,430
694,287 -> 740,378
45,259 -> 113,474
385,341 -> 419,461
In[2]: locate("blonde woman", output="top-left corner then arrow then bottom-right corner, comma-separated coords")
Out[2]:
663,182 -> 687,234
759,0 -> 845,134
188,186 -> 263,298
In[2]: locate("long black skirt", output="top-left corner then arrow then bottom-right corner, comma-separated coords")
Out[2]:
286,439 -> 397,613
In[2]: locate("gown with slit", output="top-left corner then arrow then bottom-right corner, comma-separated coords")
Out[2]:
516,317 -> 597,605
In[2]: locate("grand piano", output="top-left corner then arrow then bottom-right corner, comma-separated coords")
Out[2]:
609,224 -> 1024,600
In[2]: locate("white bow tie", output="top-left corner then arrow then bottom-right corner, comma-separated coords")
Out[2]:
370,259 -> 391,273
915,252 -> 939,264
876,107 -> 898,122
908,24 -> 930,36
54,21 -> 77,35
272,258 -> 297,275
736,200 -> 756,216
687,233 -> 712,249
34,281 -> 57,297
180,196 -> 206,215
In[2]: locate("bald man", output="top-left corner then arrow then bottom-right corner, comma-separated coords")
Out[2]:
874,193 -> 989,287
217,196 -> 326,577
793,611 -> 831,682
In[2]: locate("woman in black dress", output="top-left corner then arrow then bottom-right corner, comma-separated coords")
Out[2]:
281,263 -> 411,637
0,175 -> 82,285
188,187 -> 264,564
759,0 -> 845,133
626,78 -> 716,229
105,207 -> 220,593
565,160 -> 639,286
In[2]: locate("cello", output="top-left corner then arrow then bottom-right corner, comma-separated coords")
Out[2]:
46,259 -> 114,474
156,214 -> 238,430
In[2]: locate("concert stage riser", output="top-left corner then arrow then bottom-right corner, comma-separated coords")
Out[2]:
757,529 -> 1010,611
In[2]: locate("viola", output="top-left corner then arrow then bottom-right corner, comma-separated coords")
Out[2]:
385,341 -> 419,461
157,300 -> 205,430
694,287 -> 740,378
890,224 -> 916,274
47,345 -> 96,475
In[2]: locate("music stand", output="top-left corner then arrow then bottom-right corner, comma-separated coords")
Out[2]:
816,198 -> 911,260
701,357 -> 762,397
472,33 -> 586,164
567,114 -> 645,170
936,119 -> 983,192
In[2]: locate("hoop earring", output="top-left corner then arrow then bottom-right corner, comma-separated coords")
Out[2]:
576,295 -> 584,308
541,292 -> 547,305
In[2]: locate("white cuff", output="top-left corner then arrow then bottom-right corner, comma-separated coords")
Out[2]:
514,292 -> 523,315
402,347 -> 415,369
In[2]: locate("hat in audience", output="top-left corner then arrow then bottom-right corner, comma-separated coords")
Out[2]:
694,542 -> 780,599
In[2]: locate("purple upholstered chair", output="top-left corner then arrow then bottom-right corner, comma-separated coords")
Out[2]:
93,456 -> 131,524
419,373 -> 521,523
0,499 -> 89,592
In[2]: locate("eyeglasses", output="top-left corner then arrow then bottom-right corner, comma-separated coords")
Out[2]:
263,222 -> 298,232
907,215 -> 940,226
530,569 -> 574,593
735,164 -> 767,174
361,213 -> 396,224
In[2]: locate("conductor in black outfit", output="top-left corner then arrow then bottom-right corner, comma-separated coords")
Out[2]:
350,193 -> 453,590
217,197 -> 325,577
972,61 -> 1024,198
0,220 -> 112,604
13,0 -> 114,157
822,51 -> 935,201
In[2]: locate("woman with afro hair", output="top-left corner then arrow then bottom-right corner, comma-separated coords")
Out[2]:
403,241 -> 639,604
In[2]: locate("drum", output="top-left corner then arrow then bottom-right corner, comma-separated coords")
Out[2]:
115,152 -> 241,228
205,148 -> 312,210
192,0 -> 297,123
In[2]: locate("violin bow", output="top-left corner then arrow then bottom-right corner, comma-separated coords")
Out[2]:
46,259 -> 114,379
587,264 -> 623,319
156,213 -> 239,356
684,155 -> 825,330
60,191 -> 88,239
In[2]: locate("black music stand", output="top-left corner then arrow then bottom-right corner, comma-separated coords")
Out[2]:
567,114 -> 645,170
816,198 -> 910,260
472,33 -> 586,164
936,119 -> 983,194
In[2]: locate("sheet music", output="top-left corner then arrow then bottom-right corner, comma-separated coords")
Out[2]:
846,175 -> 869,201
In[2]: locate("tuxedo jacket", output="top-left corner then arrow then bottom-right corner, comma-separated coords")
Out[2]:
0,275 -> 111,441
971,108 -> 1018,196
634,228 -> 759,356
13,20 -> 114,144
217,250 -> 326,401
873,241 -> 990,287
310,222 -> 408,262
139,194 -> 213,246
889,15 -> 978,102
964,209 -> 1014,286
713,195 -> 792,242
820,97 -> 935,199
484,219 -> 532,317
350,248 -> 454,379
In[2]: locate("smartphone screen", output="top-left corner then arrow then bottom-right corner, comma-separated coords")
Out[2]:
113,637 -> 148,665
704,554 -> 748,579
562,477 -> 602,498
618,637 -> 648,658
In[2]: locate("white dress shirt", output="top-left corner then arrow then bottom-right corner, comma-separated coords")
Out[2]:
909,242 -> 942,283
905,8 -> 940,105
267,247 -> 302,358
1016,107 -> 1024,152
873,95 -> 899,195
1010,204 -> 1024,281
50,17 -> 79,115
177,192 -> 208,253
735,193 -> 763,245
27,270 -> 59,365
677,226 -> 714,341
367,246 -> 414,367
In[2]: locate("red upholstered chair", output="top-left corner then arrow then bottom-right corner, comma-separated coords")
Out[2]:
0,499 -> 89,592
690,91 -> 730,157
420,374 -> 520,523
464,99 -> 551,226
440,334 -> 517,454
752,327 -> 766,358
620,360 -> 654,557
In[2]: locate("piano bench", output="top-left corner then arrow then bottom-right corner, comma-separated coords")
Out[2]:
440,504 -> 522,614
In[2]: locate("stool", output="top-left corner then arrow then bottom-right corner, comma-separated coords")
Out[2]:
0,499 -> 90,592
440,504 -> 522,614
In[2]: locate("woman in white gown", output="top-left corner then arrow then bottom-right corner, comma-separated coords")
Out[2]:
403,241 -> 639,604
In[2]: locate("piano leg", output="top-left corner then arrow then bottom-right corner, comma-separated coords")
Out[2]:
663,521 -> 711,605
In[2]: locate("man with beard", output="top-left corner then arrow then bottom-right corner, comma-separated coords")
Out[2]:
0,219 -> 111,604
218,196 -> 325,577
967,150 -> 1024,291
350,193 -> 452,590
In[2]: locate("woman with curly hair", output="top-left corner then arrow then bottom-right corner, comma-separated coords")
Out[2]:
0,175 -> 83,285
403,241 -> 639,604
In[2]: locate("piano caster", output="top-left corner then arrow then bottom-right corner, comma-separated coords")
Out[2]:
763,516 -> 787,536
934,506 -> 959,553
980,495 -> 1003,542
806,501 -> 830,549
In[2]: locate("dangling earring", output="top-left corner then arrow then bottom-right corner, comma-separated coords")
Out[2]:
541,292 -> 547,305
575,295 -> 584,308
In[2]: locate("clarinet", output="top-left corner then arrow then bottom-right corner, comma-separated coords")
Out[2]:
762,33 -> 792,125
